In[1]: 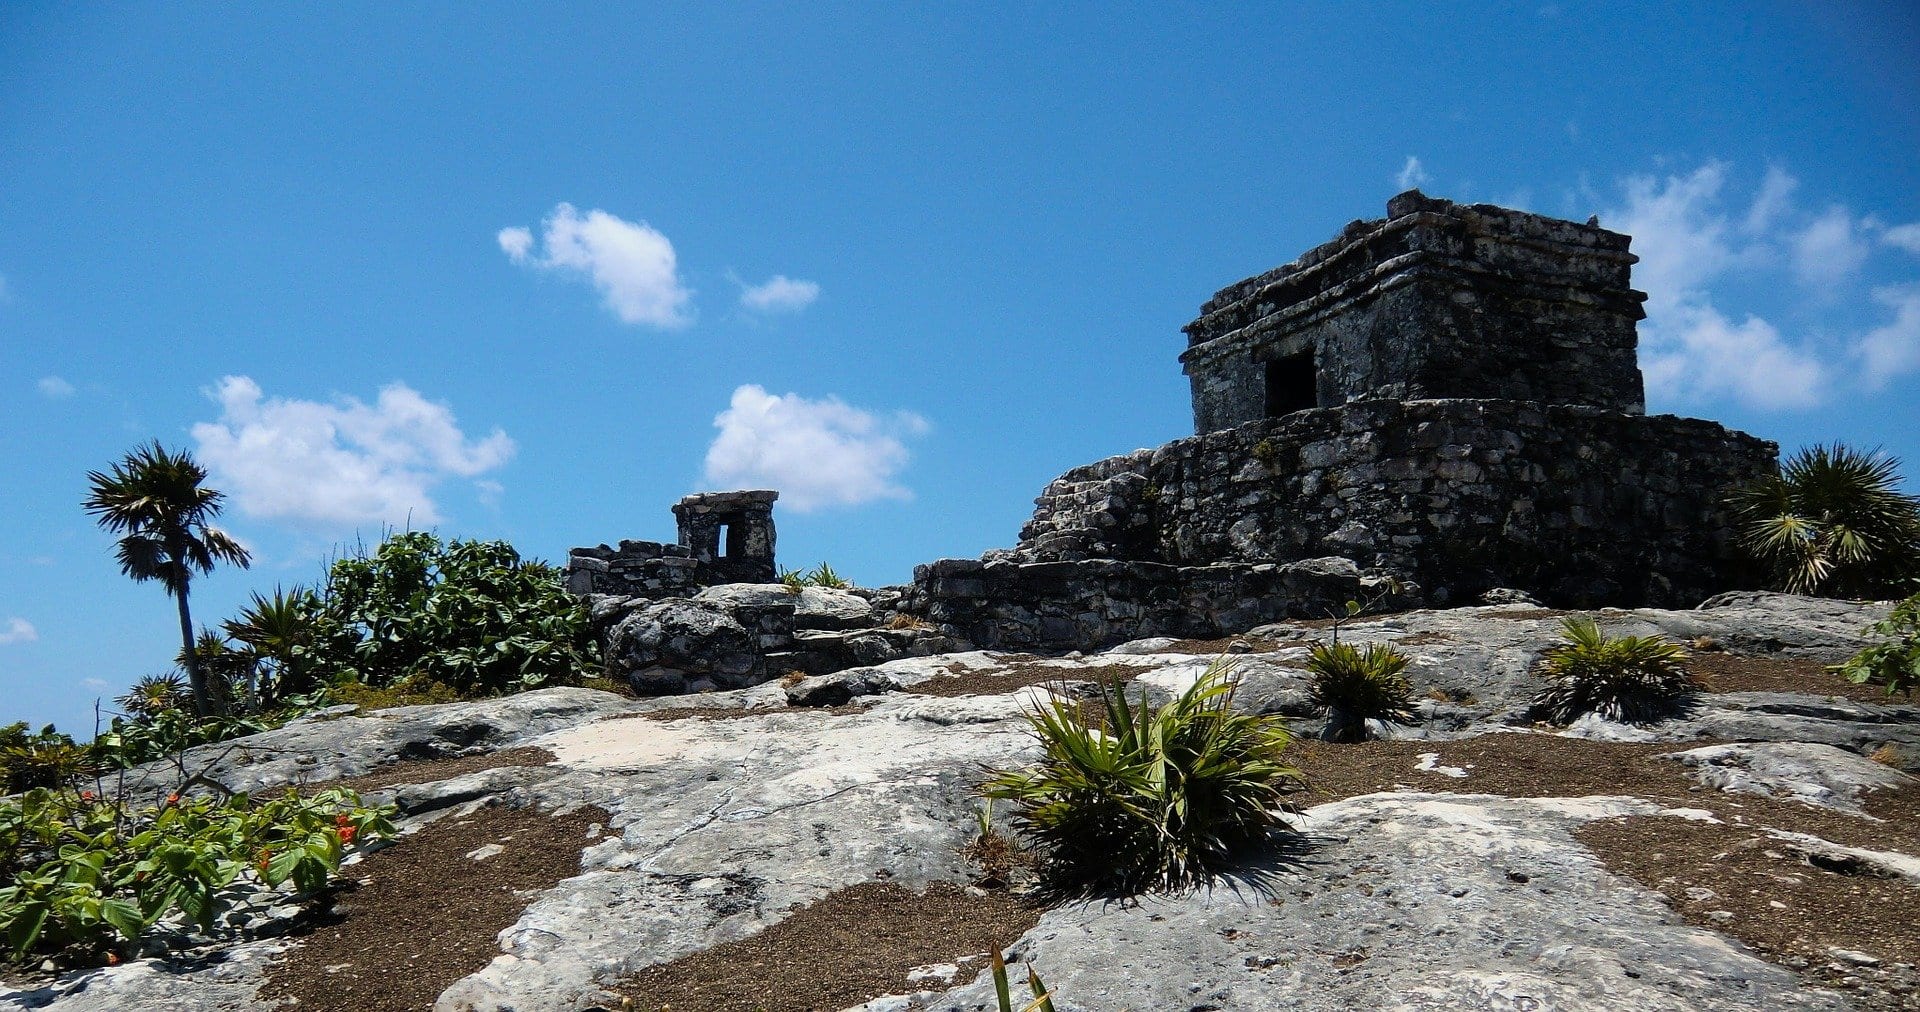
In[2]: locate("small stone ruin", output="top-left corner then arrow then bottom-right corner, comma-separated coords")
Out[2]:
565,490 -> 780,597
570,191 -> 1783,688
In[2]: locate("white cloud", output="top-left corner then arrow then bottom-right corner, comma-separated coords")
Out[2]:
1791,205 -> 1871,290
1742,165 -> 1798,234
702,384 -> 928,512
1396,156 -> 1430,191
82,678 -> 109,690
1883,223 -> 1920,255
499,203 -> 692,327
37,376 -> 74,398
1857,285 -> 1920,391
496,226 -> 533,261
1608,162 -> 1920,409
738,275 -> 820,313
0,617 -> 36,645
191,375 -> 514,528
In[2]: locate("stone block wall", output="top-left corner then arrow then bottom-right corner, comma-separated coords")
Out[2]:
565,540 -> 704,598
900,556 -> 1375,652
1181,191 -> 1648,434
1010,398 -> 1777,608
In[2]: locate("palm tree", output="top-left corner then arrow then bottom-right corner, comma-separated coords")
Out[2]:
1726,444 -> 1920,599
84,442 -> 252,717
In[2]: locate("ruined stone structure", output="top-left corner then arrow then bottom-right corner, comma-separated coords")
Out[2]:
565,490 -> 779,597
905,192 -> 1777,648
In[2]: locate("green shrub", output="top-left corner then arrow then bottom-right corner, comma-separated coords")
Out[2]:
92,710 -> 280,770
0,724 -> 95,794
0,786 -> 393,964
980,659 -> 1300,894
1531,618 -> 1694,724
1833,593 -> 1920,699
321,532 -> 597,697
1306,642 -> 1415,742
115,674 -> 191,722
1726,443 -> 1920,598
329,677 -> 464,712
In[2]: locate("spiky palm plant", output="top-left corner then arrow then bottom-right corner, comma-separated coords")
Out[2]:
1726,444 -> 1920,598
1306,641 -> 1416,743
84,442 -> 252,717
115,672 -> 191,720
224,586 -> 329,706
981,658 -> 1301,894
1531,617 -> 1694,724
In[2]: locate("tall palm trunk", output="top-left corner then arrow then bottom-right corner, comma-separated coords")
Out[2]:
173,580 -> 212,718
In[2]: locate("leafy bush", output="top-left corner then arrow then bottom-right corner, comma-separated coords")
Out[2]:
223,586 -> 349,708
328,677 -> 464,712
980,659 -> 1300,894
92,710 -> 281,770
322,532 -> 597,697
0,786 -> 393,964
0,724 -> 95,794
1726,443 -> 1920,598
1306,642 -> 1415,743
1531,618 -> 1694,724
1833,593 -> 1920,699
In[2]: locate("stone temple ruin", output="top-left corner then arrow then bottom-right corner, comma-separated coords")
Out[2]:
570,191 -> 1780,688
566,490 -> 780,597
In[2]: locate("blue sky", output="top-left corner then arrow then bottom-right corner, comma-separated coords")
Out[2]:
3,3 -> 1917,733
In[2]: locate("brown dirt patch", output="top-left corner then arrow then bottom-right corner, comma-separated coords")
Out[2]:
1578,816 -> 1920,1008
259,803 -> 608,1012
627,704 -> 869,721
1480,607 -> 1581,621
1393,631 -> 1454,646
318,746 -> 557,795
907,661 -> 1140,699
1290,733 -> 1920,1007
614,881 -> 1042,1012
1154,634 -> 1302,654
1689,651 -> 1901,705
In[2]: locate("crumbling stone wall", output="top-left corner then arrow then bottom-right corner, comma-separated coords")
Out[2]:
1008,399 -> 1775,607
1181,191 -> 1648,434
900,556 -> 1380,652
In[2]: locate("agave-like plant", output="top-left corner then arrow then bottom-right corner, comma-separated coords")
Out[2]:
1726,443 -> 1920,598
1531,617 -> 1694,724
115,672 -> 192,720
980,658 -> 1300,894
1306,641 -> 1415,742
988,949 -> 1057,1012
224,586 -> 331,706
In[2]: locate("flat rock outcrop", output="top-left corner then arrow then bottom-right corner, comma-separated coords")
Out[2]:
10,592 -> 1914,1012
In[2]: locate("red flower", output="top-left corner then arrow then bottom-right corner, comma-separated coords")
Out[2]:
166,793 -> 180,805
338,826 -> 357,845
105,953 -> 121,966
80,791 -> 96,801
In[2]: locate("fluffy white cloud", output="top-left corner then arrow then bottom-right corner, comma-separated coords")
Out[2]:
1605,161 -> 1920,409
738,274 -> 820,313
191,376 -> 514,528
0,618 -> 36,645
1791,205 -> 1872,290
499,203 -> 693,327
1857,285 -> 1920,391
1883,223 -> 1920,255
1396,156 -> 1430,191
36,376 -> 74,398
702,384 -> 928,512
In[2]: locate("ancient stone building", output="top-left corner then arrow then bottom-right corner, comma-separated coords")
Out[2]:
566,490 -> 779,596
904,192 -> 1777,649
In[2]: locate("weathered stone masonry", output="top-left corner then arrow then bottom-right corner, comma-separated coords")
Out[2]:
903,191 -> 1778,646
566,490 -> 779,597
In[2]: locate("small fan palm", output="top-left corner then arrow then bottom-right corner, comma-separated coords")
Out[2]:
1306,642 -> 1416,742
981,658 -> 1300,894
224,586 -> 329,705
1531,618 -> 1694,724
84,442 -> 252,717
1726,444 -> 1920,598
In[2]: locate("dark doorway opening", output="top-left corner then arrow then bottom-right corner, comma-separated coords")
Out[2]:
1264,350 -> 1317,417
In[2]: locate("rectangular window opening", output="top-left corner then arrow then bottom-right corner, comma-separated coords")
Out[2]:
1264,350 -> 1317,417
713,523 -> 730,558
